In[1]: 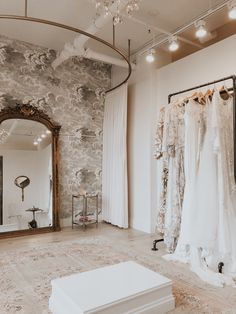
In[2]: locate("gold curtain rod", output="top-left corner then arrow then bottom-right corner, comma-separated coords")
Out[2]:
0,14 -> 132,93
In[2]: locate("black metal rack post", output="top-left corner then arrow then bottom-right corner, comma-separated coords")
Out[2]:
152,75 -> 236,251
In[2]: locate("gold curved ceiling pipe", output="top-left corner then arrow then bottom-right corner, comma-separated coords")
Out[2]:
0,14 -> 132,93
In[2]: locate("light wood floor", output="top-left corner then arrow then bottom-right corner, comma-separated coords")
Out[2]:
0,222 -> 158,253
1,223 -> 236,313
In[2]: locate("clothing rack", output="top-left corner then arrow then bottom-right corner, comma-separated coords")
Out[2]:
152,74 -> 236,252
168,74 -> 236,182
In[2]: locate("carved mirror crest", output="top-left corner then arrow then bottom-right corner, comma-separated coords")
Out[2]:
0,104 -> 61,238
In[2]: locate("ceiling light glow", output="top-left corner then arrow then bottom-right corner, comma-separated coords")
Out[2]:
33,141 -> 38,146
195,20 -> 207,38
146,49 -> 155,63
229,7 -> 236,19
228,0 -> 236,19
168,36 -> 179,52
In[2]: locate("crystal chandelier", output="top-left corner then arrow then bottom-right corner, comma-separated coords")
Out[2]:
94,0 -> 141,25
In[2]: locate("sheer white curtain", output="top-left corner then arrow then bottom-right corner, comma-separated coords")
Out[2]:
102,83 -> 128,228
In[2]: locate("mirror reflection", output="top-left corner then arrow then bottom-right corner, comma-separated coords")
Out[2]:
0,119 -> 52,232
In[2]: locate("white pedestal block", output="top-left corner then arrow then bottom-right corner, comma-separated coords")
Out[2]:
49,261 -> 175,314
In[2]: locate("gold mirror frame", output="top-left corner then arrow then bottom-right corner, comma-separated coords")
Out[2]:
0,104 -> 61,239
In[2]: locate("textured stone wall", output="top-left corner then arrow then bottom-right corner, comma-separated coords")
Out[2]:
0,35 -> 111,218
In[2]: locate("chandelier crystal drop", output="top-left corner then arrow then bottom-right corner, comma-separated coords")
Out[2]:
126,0 -> 141,16
113,11 -> 123,25
93,0 -> 141,25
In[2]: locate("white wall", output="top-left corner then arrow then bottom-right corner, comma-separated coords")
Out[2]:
126,34 -> 236,234
1,145 -> 52,228
156,34 -> 236,106
127,51 -> 171,233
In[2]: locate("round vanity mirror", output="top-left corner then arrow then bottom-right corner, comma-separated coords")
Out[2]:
14,175 -> 31,201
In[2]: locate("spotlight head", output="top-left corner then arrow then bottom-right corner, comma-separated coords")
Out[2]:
145,49 -> 155,63
228,0 -> 236,19
168,36 -> 179,52
195,20 -> 207,38
33,141 -> 38,146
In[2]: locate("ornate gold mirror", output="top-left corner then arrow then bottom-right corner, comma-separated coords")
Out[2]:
0,104 -> 60,238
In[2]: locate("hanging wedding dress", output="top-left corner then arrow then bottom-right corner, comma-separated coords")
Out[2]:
163,101 -> 185,253
154,106 -> 169,236
206,91 -> 236,276
155,101 -> 185,253
180,99 -> 205,246
165,93 -> 236,287
163,99 -> 205,259
182,97 -> 219,249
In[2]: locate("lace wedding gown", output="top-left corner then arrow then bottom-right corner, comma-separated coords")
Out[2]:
155,102 -> 185,253
207,91 -> 236,276
164,94 -> 236,287
164,99 -> 206,258
183,97 -> 219,249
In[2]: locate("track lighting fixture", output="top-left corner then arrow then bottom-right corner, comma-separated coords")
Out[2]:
141,1 -> 236,64
195,20 -> 207,38
168,36 -> 179,52
145,49 -> 155,63
228,0 -> 236,19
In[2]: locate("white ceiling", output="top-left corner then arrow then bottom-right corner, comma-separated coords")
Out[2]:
0,119 -> 51,150
0,0 -> 233,57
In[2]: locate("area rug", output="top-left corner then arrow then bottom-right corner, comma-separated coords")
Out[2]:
1,235 -> 236,314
